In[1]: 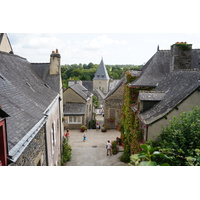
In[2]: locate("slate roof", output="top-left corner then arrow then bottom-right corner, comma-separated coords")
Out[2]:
139,91 -> 165,101
105,77 -> 125,99
129,50 -> 171,87
63,103 -> 85,115
31,63 -> 61,93
69,83 -> 93,101
93,59 -> 110,80
129,49 -> 200,88
128,70 -> 142,77
82,81 -> 93,92
0,51 -> 58,154
139,70 -> 200,125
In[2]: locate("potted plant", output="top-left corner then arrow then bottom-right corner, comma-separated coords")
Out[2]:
80,125 -> 87,132
109,117 -> 115,122
101,125 -> 108,132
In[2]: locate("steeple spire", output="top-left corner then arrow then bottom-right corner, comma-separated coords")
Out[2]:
93,58 -> 110,80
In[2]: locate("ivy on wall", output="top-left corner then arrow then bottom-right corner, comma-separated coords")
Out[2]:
120,72 -> 153,162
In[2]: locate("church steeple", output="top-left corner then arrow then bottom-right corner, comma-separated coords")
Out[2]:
93,58 -> 110,80
93,58 -> 110,94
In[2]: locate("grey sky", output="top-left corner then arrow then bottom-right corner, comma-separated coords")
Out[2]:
8,33 -> 200,65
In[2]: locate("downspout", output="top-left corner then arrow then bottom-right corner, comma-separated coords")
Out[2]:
59,96 -> 63,159
146,126 -> 148,142
44,123 -> 49,166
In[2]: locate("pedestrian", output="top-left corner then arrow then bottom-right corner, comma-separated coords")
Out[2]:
96,121 -> 99,131
83,131 -> 86,142
65,129 -> 69,139
106,140 -> 112,156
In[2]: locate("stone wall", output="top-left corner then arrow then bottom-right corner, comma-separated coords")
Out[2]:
171,43 -> 192,71
63,88 -> 85,104
93,79 -> 109,94
104,83 -> 124,129
10,126 -> 47,166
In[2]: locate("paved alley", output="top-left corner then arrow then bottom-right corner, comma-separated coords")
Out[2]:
65,115 -> 127,166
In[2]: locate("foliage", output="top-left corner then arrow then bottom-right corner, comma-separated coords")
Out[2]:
120,79 -> 153,162
174,42 -> 191,51
92,95 -> 100,108
80,125 -> 87,132
129,144 -> 170,166
101,125 -> 108,132
61,63 -> 143,89
61,137 -> 72,165
111,141 -> 118,155
151,106 -> 200,166
89,119 -> 96,129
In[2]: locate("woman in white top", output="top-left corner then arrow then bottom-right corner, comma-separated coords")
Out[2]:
106,140 -> 112,156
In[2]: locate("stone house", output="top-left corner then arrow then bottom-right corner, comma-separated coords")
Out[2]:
130,43 -> 200,141
104,77 -> 125,129
103,70 -> 142,129
63,81 -> 93,129
0,33 -> 63,166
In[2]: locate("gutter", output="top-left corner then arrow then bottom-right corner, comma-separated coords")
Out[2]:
8,94 -> 60,163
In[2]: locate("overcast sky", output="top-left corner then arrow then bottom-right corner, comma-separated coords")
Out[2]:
8,33 -> 200,65
3,0 -> 200,66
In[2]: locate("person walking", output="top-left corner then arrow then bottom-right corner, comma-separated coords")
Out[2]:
83,131 -> 86,142
65,129 -> 69,138
106,140 -> 112,156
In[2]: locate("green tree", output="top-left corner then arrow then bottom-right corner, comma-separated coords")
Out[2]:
151,106 -> 200,166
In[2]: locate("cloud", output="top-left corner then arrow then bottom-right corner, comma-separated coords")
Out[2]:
80,35 -> 126,51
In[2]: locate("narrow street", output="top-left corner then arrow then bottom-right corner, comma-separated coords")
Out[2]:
65,114 -> 127,166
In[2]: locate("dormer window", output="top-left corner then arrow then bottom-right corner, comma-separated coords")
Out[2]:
102,74 -> 104,78
97,74 -> 100,78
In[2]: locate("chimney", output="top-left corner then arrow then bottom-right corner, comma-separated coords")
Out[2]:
170,42 -> 192,72
50,49 -> 61,75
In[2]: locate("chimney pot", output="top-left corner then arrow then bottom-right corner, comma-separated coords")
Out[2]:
52,51 -> 55,54
56,49 -> 59,53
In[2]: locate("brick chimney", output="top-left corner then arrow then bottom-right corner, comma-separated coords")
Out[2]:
170,42 -> 192,72
50,49 -> 61,75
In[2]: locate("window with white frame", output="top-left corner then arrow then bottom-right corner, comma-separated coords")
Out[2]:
68,116 -> 82,124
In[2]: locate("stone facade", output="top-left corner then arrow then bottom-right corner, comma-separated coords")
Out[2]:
93,79 -> 110,94
63,88 -> 85,104
170,43 -> 192,71
104,83 -> 124,129
63,85 -> 94,130
10,126 -> 47,166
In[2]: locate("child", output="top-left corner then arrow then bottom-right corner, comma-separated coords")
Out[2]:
83,131 -> 86,142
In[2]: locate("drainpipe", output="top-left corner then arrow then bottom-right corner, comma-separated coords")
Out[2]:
59,96 -> 63,160
44,123 -> 49,166
146,126 -> 148,142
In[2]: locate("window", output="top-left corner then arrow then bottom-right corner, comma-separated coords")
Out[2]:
68,116 -> 82,124
51,121 -> 56,156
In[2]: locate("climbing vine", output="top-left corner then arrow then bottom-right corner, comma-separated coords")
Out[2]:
120,72 -> 154,162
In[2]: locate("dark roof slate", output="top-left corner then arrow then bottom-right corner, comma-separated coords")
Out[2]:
139,91 -> 165,101
93,59 -> 110,80
105,77 -> 125,99
82,81 -> 93,92
139,70 -> 200,125
129,50 -> 171,87
31,63 -> 61,93
70,83 -> 92,101
63,103 -> 85,115
0,52 -> 58,152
